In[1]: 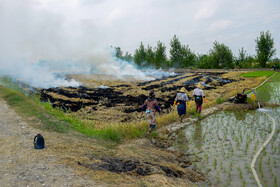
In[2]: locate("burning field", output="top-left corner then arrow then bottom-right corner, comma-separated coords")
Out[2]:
39,70 -> 264,125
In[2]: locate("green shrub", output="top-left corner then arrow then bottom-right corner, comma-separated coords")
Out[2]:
216,98 -> 224,104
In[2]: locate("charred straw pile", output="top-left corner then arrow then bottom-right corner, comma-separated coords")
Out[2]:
40,72 -> 236,123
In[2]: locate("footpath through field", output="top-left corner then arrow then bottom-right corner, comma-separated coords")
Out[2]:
0,97 -> 101,187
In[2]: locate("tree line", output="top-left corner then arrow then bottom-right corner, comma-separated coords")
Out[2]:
115,31 -> 278,69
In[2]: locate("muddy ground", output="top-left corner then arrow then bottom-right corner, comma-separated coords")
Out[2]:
39,70 -> 264,124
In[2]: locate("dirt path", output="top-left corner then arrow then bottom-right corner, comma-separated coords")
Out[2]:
0,97 -> 102,187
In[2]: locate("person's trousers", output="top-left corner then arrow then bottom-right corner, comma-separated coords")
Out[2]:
196,104 -> 202,113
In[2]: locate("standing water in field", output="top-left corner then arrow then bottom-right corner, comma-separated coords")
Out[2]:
176,110 -> 280,186
175,73 -> 280,186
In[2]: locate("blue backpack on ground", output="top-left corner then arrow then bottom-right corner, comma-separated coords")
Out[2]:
34,133 -> 45,149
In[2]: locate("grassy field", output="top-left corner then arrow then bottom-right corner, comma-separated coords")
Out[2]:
241,71 -> 275,78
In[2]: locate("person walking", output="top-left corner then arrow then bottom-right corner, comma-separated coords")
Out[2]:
193,82 -> 206,113
173,87 -> 189,122
141,91 -> 161,136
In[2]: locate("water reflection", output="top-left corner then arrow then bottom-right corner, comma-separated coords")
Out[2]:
182,110 -> 280,186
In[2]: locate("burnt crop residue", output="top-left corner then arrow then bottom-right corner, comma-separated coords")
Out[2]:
78,156 -> 205,182
136,74 -> 182,87
40,85 -> 175,114
39,72 -> 235,122
141,74 -> 193,91
40,87 -> 148,112
79,158 -> 182,178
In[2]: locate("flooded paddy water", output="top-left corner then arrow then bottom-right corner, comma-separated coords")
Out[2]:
175,72 -> 280,186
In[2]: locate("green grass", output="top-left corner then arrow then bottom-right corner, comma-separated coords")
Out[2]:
216,97 -> 224,104
240,71 -> 275,78
270,71 -> 280,81
0,86 -> 70,133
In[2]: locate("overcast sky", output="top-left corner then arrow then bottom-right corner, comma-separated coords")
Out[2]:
1,0 -> 280,63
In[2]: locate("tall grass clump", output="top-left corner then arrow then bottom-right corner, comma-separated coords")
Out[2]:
216,97 -> 224,104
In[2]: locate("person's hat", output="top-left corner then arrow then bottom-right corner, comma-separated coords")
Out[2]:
196,82 -> 204,89
149,90 -> 155,97
179,87 -> 187,93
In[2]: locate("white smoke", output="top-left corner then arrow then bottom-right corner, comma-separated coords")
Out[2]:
142,68 -> 176,79
0,0 -> 173,88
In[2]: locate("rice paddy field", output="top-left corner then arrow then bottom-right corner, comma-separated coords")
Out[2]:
174,72 -> 280,186
241,71 -> 276,78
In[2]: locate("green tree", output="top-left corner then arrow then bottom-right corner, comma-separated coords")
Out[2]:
236,47 -> 248,68
209,41 -> 234,69
115,47 -> 123,59
255,31 -> 276,67
197,54 -> 212,69
246,55 -> 257,68
181,45 -> 196,67
123,52 -> 133,62
154,41 -> 167,68
170,35 -> 183,67
146,45 -> 155,66
134,42 -> 146,67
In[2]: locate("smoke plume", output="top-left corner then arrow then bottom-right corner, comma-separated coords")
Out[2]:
0,0 -> 172,88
